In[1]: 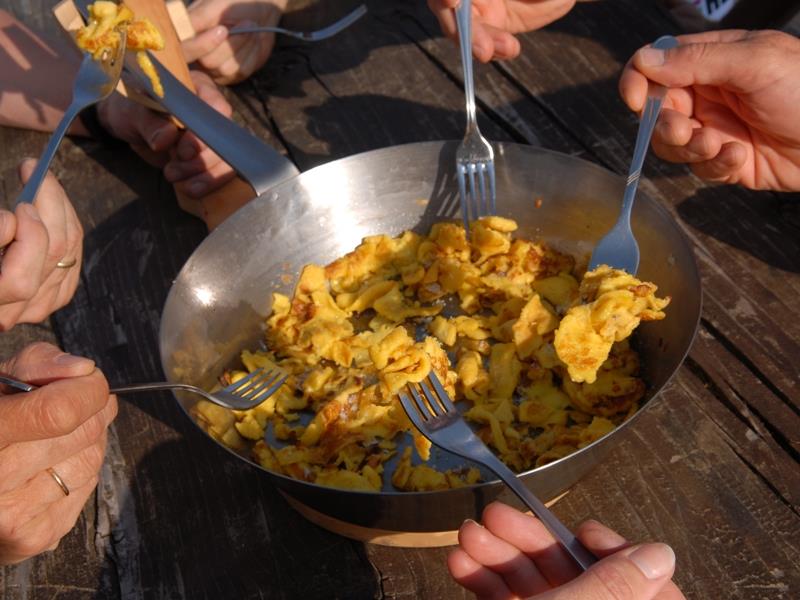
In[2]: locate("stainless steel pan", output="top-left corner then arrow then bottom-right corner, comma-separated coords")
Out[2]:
159,140 -> 701,532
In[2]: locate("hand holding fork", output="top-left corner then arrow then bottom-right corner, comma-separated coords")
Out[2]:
15,32 -> 126,205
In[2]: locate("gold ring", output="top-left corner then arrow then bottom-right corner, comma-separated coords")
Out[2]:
46,467 -> 70,497
55,257 -> 77,269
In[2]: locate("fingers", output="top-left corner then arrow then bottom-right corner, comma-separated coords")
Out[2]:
172,158 -> 237,199
191,70 -> 233,117
0,474 -> 99,565
0,209 -> 15,248
0,351 -> 108,444
0,394 -> 116,493
457,518 -> 551,597
539,543 -> 677,600
481,501 -> 580,585
447,547 -> 513,600
629,30 -> 756,91
648,108 -> 748,183
181,24 -> 228,64
0,203 -> 47,308
428,0 -> 458,39
97,94 -> 179,163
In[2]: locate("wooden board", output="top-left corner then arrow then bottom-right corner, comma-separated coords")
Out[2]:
1,0 -> 798,598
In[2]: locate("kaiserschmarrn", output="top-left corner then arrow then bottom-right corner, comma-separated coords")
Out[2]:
76,1 -> 165,97
192,217 -> 670,492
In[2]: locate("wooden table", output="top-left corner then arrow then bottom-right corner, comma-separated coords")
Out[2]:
2,1 -> 799,598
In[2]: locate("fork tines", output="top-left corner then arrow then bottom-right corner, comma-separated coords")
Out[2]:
399,372 -> 455,428
231,367 -> 288,404
458,161 -> 497,234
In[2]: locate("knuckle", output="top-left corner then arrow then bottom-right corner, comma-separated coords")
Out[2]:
34,394 -> 83,437
79,442 -> 107,476
589,560 -> 637,600
79,412 -> 108,447
4,276 -> 38,302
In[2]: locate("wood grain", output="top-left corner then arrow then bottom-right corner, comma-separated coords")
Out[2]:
1,0 -> 798,598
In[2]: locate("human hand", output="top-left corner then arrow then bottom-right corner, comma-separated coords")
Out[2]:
97,70 -> 236,198
428,0 -> 576,62
448,502 -> 686,599
0,342 -> 116,565
182,0 -> 288,85
163,70 -> 237,200
0,161 -> 82,331
619,30 -> 800,191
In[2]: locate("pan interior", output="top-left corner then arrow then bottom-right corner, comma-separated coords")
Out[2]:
160,141 -> 701,496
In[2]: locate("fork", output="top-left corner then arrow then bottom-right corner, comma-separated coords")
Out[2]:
0,366 -> 288,412
454,0 -> 496,234
15,31 -> 126,205
399,372 -> 598,571
588,35 -> 679,275
228,4 -> 367,40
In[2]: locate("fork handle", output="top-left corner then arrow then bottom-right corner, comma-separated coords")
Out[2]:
472,444 -> 598,570
619,35 -> 678,223
455,0 -> 478,130
110,382 -> 196,394
16,101 -> 84,205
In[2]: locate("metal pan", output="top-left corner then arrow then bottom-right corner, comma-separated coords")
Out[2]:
159,140 -> 701,533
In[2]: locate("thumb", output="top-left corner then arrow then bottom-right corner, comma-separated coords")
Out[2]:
631,32 -> 754,91
541,543 -> 676,600
1,341 -> 96,382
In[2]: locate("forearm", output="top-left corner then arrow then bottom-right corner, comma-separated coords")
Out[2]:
0,10 -> 88,134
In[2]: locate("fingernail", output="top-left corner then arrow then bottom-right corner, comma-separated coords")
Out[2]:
149,127 -> 167,149
189,181 -> 207,196
163,164 -> 179,181
628,543 -> 675,579
177,143 -> 197,161
463,518 -> 483,528
215,25 -> 227,39
54,353 -> 95,368
638,47 -> 665,67
19,203 -> 41,221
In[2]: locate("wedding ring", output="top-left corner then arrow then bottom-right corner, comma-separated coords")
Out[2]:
46,467 -> 70,497
55,257 -> 77,269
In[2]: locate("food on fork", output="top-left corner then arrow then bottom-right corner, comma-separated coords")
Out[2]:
76,1 -> 165,96
554,266 -> 670,384
192,217 -> 670,492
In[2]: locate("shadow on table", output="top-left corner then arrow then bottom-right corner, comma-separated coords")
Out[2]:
676,186 -> 800,273
91,436 -> 380,599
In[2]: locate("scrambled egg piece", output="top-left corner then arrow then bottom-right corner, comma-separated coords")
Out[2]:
76,1 -> 165,97
193,217 -> 670,492
554,266 -> 670,383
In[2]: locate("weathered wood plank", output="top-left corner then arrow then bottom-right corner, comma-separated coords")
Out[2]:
2,0 -> 799,599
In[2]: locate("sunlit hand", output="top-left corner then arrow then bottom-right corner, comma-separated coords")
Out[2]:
182,0 -> 288,85
428,0 -> 576,62
448,502 -> 686,600
0,343 -> 116,565
163,71 -> 237,199
97,71 -> 235,198
619,30 -> 800,191
0,161 -> 82,331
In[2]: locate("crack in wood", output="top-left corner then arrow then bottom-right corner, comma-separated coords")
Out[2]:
721,436 -> 800,516
701,317 -> 799,417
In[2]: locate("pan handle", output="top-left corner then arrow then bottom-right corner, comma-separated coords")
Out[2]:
140,55 -> 300,195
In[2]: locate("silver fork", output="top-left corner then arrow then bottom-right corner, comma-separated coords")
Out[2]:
399,372 -> 598,571
588,35 -> 679,275
229,5 -> 367,40
455,0 -> 496,233
15,30 -> 126,205
0,366 -> 288,411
